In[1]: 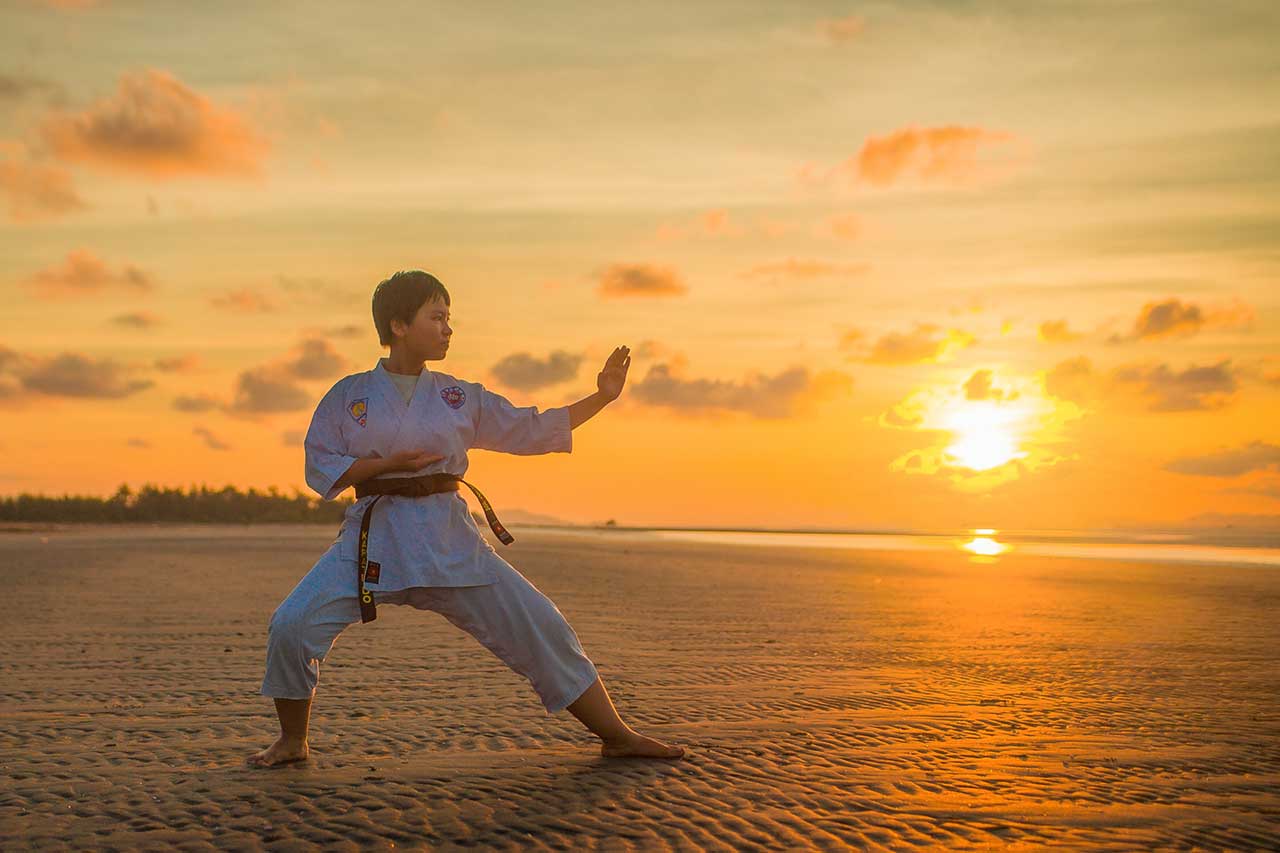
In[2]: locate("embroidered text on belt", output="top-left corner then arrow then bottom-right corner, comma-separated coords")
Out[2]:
353,473 -> 513,623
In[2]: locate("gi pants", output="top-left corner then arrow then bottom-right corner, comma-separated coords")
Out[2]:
259,543 -> 600,714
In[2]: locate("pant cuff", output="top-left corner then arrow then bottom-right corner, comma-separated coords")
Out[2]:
542,664 -> 600,716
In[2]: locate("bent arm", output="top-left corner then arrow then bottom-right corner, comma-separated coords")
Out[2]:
332,457 -> 395,493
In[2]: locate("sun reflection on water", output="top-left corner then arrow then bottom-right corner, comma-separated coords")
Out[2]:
961,529 -> 1009,558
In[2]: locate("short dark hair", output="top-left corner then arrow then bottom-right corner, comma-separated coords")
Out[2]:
371,270 -> 450,347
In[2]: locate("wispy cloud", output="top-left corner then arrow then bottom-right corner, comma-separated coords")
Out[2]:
853,324 -> 976,365
210,287 -> 275,313
1037,320 -> 1082,343
23,249 -> 153,300
0,145 -> 87,223
193,426 -> 230,451
819,15 -> 864,43
741,258 -> 869,282
111,311 -> 161,329
596,263 -> 688,299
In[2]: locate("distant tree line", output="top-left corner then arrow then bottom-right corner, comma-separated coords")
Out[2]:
0,484 -> 353,524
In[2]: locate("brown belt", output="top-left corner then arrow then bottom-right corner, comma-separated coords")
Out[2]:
353,474 -> 513,623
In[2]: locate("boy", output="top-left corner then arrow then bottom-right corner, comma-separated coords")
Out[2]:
248,270 -> 684,766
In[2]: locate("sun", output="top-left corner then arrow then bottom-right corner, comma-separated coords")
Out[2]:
942,401 -> 1028,471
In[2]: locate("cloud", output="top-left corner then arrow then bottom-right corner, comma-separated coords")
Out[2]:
858,324 -> 976,365
321,324 -> 364,339
740,258 -> 869,282
0,74 -> 65,104
13,352 -> 153,398
596,263 -> 688,298
1044,356 -> 1240,412
228,367 -> 310,414
193,426 -> 230,451
1114,360 -> 1238,412
820,15 -> 864,42
631,363 -> 851,419
1038,320 -> 1082,343
126,437 -> 150,448
1164,442 -> 1280,477
210,287 -> 274,313
0,148 -> 87,223
282,338 -> 346,380
154,354 -> 200,373
41,68 -> 268,179
851,125 -> 1019,188
111,311 -> 161,329
1110,297 -> 1255,343
173,394 -> 221,413
491,350 -> 583,391
23,249 -> 153,299
820,213 -> 862,241
962,369 -> 1017,401
282,430 -> 304,447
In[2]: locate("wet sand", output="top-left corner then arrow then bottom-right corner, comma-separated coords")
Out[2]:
1,524 -> 1278,850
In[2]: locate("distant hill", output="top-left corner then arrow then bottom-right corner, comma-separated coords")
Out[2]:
470,508 -> 573,527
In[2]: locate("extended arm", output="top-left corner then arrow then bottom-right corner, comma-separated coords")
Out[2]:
568,345 -> 630,430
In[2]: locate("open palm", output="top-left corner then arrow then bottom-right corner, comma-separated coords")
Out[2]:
597,345 -> 631,401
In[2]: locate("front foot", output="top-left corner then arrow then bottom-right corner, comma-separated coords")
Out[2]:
601,732 -> 685,760
246,736 -> 309,768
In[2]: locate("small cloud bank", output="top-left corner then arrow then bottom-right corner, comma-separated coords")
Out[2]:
1045,357 -> 1240,412
0,348 -> 152,399
1165,442 -> 1280,478
631,363 -> 851,419
42,69 -> 268,179
491,350 -> 583,391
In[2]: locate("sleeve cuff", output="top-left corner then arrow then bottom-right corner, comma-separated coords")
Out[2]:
550,406 -> 572,453
310,455 -> 359,501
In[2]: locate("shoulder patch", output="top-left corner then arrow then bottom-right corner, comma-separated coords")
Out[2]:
440,385 -> 466,409
349,398 -> 368,427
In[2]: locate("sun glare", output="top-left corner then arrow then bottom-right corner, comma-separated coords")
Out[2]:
943,402 -> 1028,471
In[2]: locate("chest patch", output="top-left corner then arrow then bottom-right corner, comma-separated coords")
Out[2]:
349,398 -> 368,427
440,386 -> 466,409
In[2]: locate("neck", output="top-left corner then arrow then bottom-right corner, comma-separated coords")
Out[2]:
383,351 -> 425,376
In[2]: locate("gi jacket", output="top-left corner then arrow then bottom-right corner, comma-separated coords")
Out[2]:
304,359 -> 572,589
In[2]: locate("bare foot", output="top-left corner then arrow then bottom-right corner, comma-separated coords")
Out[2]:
601,732 -> 685,760
246,736 -> 309,768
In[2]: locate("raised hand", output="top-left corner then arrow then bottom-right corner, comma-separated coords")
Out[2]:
597,345 -> 631,401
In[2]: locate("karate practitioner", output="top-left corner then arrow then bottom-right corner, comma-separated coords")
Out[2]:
248,270 -> 684,767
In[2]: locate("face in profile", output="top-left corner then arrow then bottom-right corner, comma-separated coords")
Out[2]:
393,296 -> 452,361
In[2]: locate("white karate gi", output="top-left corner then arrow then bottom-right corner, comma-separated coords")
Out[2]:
259,359 -> 599,713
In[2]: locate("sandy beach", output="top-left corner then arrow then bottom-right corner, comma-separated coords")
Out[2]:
1,524 -> 1278,850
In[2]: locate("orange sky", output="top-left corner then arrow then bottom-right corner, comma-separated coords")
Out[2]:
2,1 -> 1278,531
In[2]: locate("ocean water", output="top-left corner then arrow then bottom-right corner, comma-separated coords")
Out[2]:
520,527 -> 1280,568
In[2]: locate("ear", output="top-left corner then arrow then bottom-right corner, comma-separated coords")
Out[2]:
389,317 -> 408,339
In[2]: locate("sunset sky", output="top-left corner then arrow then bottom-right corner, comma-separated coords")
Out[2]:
2,0 -> 1278,532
